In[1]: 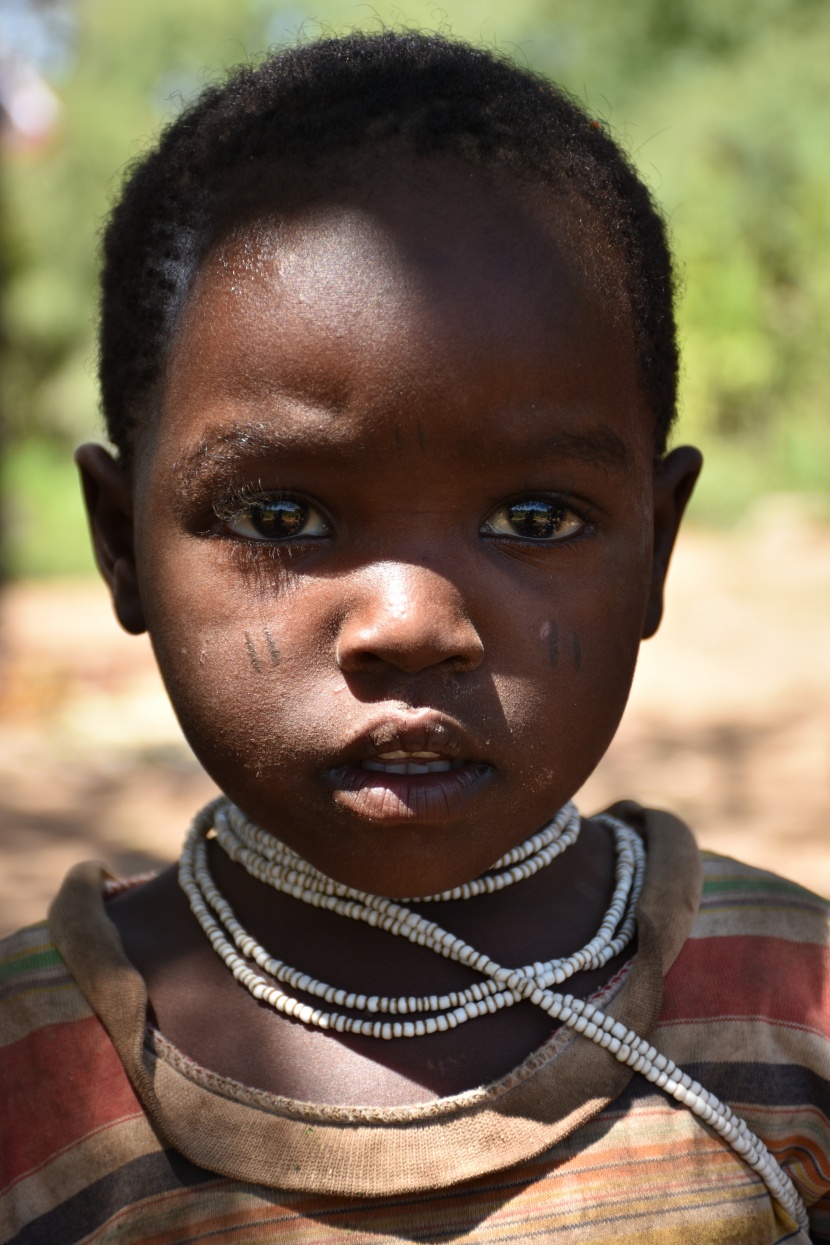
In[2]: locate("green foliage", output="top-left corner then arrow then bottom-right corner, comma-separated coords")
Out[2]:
1,0 -> 828,574
1,438 -> 95,576
625,10 -> 830,517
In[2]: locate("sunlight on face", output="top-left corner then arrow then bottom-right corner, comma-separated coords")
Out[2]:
127,159 -> 668,895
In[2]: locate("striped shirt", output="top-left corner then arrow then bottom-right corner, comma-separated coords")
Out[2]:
1,804 -> 829,1243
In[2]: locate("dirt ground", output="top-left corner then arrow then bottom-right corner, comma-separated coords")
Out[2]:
1,502 -> 828,937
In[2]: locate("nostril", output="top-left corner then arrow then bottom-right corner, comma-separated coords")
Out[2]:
336,622 -> 484,677
337,639 -> 483,677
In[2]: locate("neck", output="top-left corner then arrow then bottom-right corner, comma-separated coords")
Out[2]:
109,811 -> 629,1104
206,811 -> 621,1001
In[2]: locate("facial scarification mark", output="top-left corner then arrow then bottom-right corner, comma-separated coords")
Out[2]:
539,620 -> 559,668
547,621 -> 559,668
263,626 -> 281,666
244,632 -> 263,673
572,632 -> 582,672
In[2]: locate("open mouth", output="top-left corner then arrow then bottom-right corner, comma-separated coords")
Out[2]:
327,727 -> 493,824
360,750 -> 466,775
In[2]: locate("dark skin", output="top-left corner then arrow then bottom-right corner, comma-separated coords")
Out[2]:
77,160 -> 701,1106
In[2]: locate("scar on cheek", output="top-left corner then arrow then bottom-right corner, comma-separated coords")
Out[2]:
244,627 -> 281,673
572,632 -> 582,671
539,619 -> 559,668
244,632 -> 262,673
263,626 -> 281,666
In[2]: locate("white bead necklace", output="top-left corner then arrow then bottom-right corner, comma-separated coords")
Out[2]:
179,797 -> 807,1231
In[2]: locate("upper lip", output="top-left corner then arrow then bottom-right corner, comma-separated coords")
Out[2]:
332,711 -> 489,768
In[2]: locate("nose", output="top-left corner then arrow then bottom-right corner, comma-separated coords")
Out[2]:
336,563 -> 484,676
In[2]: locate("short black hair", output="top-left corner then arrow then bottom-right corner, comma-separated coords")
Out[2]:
98,30 -> 678,462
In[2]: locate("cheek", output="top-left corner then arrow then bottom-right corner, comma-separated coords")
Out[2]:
488,542 -> 649,761
157,625 -> 339,790
140,548 -> 335,771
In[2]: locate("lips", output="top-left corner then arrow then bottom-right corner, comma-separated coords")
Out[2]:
326,716 -> 494,823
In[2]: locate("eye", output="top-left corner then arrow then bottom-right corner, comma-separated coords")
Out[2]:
223,497 -> 330,541
482,498 -> 585,541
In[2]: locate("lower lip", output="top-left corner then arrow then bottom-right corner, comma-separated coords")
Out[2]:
327,763 -> 493,823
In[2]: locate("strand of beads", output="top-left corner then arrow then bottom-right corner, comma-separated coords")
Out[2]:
178,798 -> 807,1232
224,799 -> 580,903
507,980 -> 807,1230
180,799 -> 641,1032
210,801 -> 644,1014
182,801 -> 585,1030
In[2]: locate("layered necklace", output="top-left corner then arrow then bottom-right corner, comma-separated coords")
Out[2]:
179,797 -> 807,1230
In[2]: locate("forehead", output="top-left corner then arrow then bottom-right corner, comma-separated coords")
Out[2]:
154,160 -> 651,472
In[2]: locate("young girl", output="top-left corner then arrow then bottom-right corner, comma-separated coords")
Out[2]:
2,31 -> 828,1244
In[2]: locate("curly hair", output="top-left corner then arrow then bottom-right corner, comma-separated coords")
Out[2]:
98,30 -> 679,461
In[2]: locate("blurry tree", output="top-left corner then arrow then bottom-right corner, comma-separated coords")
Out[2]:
1,0 -> 828,574
509,0 -> 830,517
1,0 -> 72,579
1,0 -> 277,573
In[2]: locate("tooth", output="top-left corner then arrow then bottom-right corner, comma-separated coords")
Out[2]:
428,760 -> 451,772
362,760 -> 387,772
377,750 -> 410,760
406,763 -> 430,774
411,751 -> 442,759
385,764 -> 408,774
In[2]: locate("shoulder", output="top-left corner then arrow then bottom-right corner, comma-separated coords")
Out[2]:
664,851 -> 830,1015
0,919 -> 93,1047
657,851 -> 830,1066
696,856 -> 830,936
655,855 -> 830,1224
696,851 -> 830,944
0,917 -> 159,1240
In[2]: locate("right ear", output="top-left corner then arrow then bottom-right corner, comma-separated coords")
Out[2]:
75,444 -> 146,635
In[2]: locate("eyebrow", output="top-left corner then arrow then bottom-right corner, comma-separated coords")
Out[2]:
173,424 -> 302,486
171,423 -> 325,504
531,428 -> 630,473
172,418 -> 631,495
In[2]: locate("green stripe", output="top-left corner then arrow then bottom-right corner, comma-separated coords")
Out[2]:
702,875 -> 821,901
0,945 -> 64,980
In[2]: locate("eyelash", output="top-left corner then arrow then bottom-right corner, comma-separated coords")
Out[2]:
212,487 -> 595,547
213,480 -> 286,521
213,484 -> 327,536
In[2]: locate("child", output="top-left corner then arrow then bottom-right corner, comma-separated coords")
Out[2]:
2,30 -> 828,1244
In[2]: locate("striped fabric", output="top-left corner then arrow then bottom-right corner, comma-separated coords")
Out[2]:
2,850 -> 829,1243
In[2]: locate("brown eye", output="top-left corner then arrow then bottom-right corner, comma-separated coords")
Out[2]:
225,498 -> 330,541
482,499 -> 584,541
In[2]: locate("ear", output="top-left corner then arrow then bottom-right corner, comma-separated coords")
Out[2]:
642,445 -> 703,639
75,443 -> 147,635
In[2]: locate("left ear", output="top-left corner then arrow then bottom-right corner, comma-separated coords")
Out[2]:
642,446 -> 703,639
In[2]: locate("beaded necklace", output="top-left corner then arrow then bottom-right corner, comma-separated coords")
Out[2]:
180,797 -> 807,1230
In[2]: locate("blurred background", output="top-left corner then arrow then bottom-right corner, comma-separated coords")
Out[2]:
0,0 -> 828,934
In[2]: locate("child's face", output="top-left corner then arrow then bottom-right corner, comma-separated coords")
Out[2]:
80,161 -> 700,895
